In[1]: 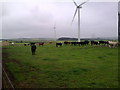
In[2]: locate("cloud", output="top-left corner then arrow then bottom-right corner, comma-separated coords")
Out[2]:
2,1 -> 118,39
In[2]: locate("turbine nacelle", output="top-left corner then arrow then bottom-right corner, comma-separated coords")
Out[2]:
77,6 -> 82,8
72,0 -> 89,23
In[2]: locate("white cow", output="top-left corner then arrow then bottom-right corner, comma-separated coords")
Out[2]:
108,41 -> 118,48
11,42 -> 15,46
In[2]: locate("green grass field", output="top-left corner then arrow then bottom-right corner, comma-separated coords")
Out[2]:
2,43 -> 119,88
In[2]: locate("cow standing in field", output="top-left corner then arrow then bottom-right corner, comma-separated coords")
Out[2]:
71,42 -> 77,46
64,41 -> 71,45
84,40 -> 89,45
11,42 -> 15,46
39,42 -> 44,46
49,42 -> 53,44
78,42 -> 85,46
24,44 -> 27,46
91,41 -> 99,46
99,41 -> 109,46
108,41 -> 118,48
56,43 -> 62,47
71,41 -> 89,46
78,41 -> 89,46
24,43 -> 30,46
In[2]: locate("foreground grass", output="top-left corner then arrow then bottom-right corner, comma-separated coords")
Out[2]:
2,44 -> 118,88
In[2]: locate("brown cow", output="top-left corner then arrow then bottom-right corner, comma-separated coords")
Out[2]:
39,42 -> 44,46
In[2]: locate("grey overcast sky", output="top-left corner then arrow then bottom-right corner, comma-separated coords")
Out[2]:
0,0 -> 119,39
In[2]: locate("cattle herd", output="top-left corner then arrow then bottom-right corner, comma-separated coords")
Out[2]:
56,40 -> 119,48
22,40 -> 119,48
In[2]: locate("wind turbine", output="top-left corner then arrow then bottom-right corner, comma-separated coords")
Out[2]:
53,23 -> 56,42
72,0 -> 89,42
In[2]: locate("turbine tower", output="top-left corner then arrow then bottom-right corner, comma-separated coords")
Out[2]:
72,0 -> 89,42
53,23 -> 56,42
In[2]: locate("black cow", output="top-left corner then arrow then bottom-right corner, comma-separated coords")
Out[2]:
71,41 -> 89,46
84,40 -> 89,45
79,41 -> 89,46
91,41 -> 99,45
24,44 -> 27,46
56,43 -> 62,47
99,41 -> 109,45
78,42 -> 85,46
64,41 -> 71,45
71,42 -> 77,46
24,43 -> 30,46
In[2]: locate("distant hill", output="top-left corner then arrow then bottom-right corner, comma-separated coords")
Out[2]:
1,37 -> 118,42
1,38 -> 56,43
57,37 -> 118,41
2,38 -> 56,41
58,37 -> 78,41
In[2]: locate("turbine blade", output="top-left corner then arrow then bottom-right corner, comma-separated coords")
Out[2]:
79,0 -> 89,6
72,7 -> 77,24
73,0 -> 77,6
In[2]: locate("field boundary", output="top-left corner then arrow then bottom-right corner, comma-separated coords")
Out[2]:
2,66 -> 15,89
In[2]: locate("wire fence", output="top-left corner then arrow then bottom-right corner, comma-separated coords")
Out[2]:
2,66 -> 15,89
